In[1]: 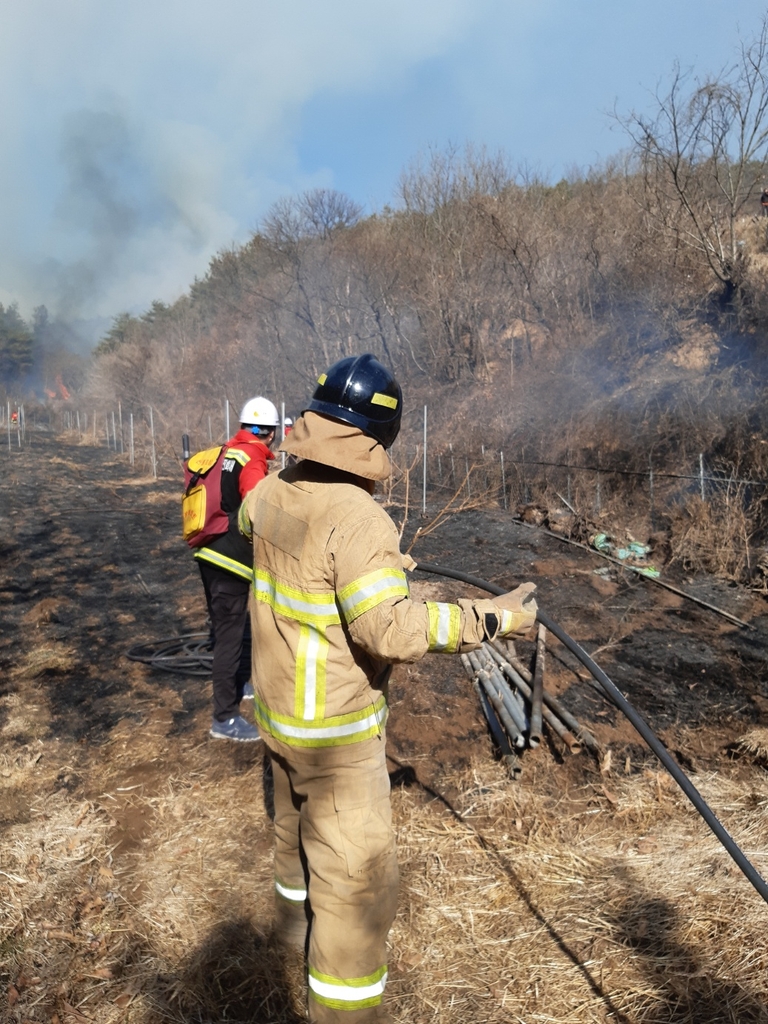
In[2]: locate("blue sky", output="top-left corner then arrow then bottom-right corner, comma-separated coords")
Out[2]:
1,0 -> 767,325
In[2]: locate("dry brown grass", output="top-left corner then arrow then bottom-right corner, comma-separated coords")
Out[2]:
9,640 -> 77,681
669,493 -> 757,583
2,741 -> 767,1023
141,487 -> 180,505
736,727 -> 768,766
390,763 -> 768,1023
45,455 -> 92,474
0,743 -> 288,1024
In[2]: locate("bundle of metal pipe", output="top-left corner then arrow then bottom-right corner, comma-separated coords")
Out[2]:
466,650 -> 526,748
487,641 -> 601,754
462,653 -> 522,778
460,637 -> 599,761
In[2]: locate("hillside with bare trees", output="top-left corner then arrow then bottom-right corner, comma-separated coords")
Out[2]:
5,25 -> 768,582
79,116 -> 768,579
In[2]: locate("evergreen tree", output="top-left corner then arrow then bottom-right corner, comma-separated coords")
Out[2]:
95,312 -> 141,355
0,303 -> 33,382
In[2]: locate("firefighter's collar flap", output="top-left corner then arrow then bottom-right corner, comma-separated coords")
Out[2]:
280,412 -> 391,481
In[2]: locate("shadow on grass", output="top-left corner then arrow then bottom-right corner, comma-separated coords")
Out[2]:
389,754 -> 768,1023
611,889 -> 768,1024
387,752 -> 633,1024
145,918 -> 306,1024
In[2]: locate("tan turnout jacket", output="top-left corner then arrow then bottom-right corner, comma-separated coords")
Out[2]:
239,413 -> 509,755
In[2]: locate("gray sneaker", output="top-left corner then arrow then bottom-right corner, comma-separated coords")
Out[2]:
210,715 -> 261,742
241,682 -> 255,700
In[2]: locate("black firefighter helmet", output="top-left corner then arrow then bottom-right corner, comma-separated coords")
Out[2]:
306,353 -> 402,449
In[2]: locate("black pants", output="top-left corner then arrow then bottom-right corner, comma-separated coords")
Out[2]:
198,561 -> 252,721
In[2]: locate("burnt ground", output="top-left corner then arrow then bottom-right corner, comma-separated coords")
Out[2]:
2,430 -> 768,1021
3,428 -> 768,827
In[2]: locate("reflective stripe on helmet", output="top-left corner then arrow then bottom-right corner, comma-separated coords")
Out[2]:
370,392 -> 398,409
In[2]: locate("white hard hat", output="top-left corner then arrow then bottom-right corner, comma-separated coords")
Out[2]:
284,417 -> 293,426
239,396 -> 279,427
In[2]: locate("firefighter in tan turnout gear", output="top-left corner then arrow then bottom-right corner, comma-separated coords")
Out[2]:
239,354 -> 537,1023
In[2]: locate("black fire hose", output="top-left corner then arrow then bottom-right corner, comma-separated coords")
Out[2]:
414,560 -> 768,907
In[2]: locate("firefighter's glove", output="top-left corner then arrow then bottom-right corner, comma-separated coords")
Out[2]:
492,583 -> 538,638
456,585 -> 537,651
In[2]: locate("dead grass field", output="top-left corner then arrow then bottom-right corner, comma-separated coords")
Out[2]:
2,431 -> 768,1023
3,743 -> 768,1023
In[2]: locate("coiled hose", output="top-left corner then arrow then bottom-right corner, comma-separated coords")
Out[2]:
415,560 -> 768,906
126,633 -> 212,676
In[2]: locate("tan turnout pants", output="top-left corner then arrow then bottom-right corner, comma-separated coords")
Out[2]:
267,736 -> 399,1023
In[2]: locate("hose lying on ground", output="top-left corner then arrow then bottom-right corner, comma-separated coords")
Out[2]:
415,560 -> 768,908
126,633 -> 212,676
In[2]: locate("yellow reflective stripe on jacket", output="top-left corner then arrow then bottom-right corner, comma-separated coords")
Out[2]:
308,964 -> 387,1010
194,547 -> 254,582
225,447 -> 250,466
275,877 -> 307,904
295,623 -> 328,720
337,567 -> 408,623
426,601 -> 462,653
254,694 -> 388,748
252,570 -> 339,722
237,500 -> 252,539
253,569 -> 341,627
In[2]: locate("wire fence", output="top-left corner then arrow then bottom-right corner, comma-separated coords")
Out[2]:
2,402 -> 234,478
387,443 -> 768,531
3,402 -> 767,531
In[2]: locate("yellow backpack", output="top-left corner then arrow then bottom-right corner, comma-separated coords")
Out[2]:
182,445 -> 227,547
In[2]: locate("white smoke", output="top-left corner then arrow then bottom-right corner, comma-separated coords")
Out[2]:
0,0 -> 483,321
0,0 -> 758,326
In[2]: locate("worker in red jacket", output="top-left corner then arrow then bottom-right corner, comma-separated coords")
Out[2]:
195,396 -> 278,741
